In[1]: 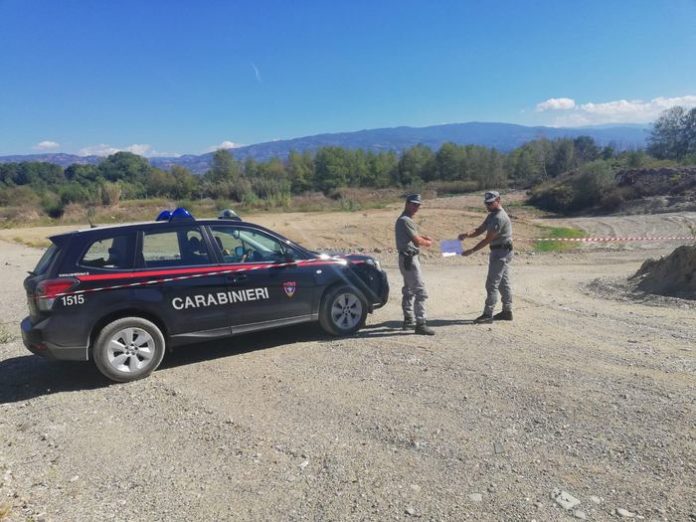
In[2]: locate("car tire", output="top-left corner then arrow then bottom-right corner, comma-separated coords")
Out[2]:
319,285 -> 367,336
92,317 -> 166,383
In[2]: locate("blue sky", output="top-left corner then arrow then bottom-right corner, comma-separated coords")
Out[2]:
1,0 -> 695,156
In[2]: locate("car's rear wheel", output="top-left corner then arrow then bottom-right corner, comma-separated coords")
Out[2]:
319,285 -> 367,336
93,317 -> 165,382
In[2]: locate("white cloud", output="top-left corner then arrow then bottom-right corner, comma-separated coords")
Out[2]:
536,98 -> 576,111
251,62 -> 262,84
33,140 -> 60,151
125,144 -> 152,156
206,141 -> 240,152
78,144 -> 180,158
79,144 -> 121,156
535,95 -> 696,126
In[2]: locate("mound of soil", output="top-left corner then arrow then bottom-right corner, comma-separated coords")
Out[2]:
631,245 -> 696,299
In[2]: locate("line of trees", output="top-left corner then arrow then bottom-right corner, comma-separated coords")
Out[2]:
0,136 -> 624,216
1,106 -> 694,218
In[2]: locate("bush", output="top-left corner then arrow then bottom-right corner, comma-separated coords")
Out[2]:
0,185 -> 40,207
41,192 -> 65,218
599,187 -> 624,211
528,160 -> 616,213
59,183 -> 92,204
428,180 -> 480,195
100,182 -> 122,206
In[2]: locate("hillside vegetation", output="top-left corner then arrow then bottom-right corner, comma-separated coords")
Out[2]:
529,106 -> 696,213
1,107 -> 694,224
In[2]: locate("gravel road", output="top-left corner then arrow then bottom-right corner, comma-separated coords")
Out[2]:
1,212 -> 695,521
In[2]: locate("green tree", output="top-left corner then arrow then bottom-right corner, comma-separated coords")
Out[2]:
648,106 -> 696,160
435,143 -> 464,181
549,139 -> 575,177
287,150 -> 314,193
98,152 -> 150,183
207,149 -> 241,183
397,145 -> 434,185
366,151 -> 398,188
170,165 -> 198,199
573,136 -> 600,163
145,168 -> 176,197
314,147 -> 352,192
65,163 -> 100,183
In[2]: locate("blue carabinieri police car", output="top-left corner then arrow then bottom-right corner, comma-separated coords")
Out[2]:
21,208 -> 389,382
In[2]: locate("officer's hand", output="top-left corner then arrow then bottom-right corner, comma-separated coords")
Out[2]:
461,249 -> 473,257
457,233 -> 468,241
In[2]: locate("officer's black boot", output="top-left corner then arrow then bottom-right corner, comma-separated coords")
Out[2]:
493,310 -> 513,321
415,322 -> 435,335
473,313 -> 493,324
402,318 -> 416,330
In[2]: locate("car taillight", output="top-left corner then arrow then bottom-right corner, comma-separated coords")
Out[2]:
35,278 -> 78,311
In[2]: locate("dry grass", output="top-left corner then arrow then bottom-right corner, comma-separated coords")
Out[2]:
0,502 -> 11,521
0,324 -> 15,343
0,192 -> 552,257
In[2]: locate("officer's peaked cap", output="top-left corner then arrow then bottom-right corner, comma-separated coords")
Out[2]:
406,193 -> 423,205
484,191 -> 500,203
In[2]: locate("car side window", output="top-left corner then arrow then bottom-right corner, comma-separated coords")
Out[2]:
210,226 -> 299,264
80,234 -> 135,269
141,227 -> 210,267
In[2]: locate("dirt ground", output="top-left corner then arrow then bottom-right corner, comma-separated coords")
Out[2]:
1,197 -> 695,521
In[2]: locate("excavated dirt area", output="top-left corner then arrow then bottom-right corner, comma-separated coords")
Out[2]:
630,245 -> 696,300
1,197 -> 695,521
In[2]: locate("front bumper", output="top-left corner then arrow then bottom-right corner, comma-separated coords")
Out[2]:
374,269 -> 389,308
21,317 -> 89,361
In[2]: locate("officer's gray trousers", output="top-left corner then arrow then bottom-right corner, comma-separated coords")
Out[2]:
399,255 -> 428,324
484,249 -> 513,315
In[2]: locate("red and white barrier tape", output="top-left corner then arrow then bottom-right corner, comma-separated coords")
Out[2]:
530,236 -> 694,243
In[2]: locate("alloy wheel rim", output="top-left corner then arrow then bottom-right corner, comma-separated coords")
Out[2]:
331,293 -> 362,330
106,327 -> 155,373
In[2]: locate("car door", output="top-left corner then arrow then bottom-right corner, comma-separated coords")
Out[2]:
208,225 -> 317,326
137,225 -> 232,337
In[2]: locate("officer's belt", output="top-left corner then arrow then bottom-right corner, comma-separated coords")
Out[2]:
490,242 -> 513,251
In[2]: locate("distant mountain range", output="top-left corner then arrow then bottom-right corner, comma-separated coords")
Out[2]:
1,122 -> 650,175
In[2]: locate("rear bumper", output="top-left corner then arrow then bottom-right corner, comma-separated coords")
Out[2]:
21,317 -> 89,361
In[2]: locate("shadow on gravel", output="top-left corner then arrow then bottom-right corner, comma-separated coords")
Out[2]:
0,355 -> 110,404
3,318 -> 482,402
160,323 -> 327,371
360,319 -> 476,337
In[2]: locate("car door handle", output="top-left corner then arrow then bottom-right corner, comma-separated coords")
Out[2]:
227,274 -> 248,284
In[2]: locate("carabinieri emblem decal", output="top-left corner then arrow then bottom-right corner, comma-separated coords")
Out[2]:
283,281 -> 297,298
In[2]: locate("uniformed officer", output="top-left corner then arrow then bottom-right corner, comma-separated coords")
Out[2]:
395,194 -> 435,335
458,191 -> 513,323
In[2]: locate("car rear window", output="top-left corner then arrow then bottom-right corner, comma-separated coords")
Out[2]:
80,234 -> 135,269
33,243 -> 59,275
141,227 -> 210,267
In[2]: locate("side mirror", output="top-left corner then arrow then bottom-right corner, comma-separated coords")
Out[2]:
279,247 -> 296,262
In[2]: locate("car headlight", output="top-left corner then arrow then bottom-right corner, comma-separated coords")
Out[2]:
366,258 -> 381,271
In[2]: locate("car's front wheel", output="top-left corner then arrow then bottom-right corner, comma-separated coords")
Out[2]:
319,285 -> 367,336
92,317 -> 166,382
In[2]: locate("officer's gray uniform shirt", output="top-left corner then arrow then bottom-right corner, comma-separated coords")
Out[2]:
484,208 -> 512,247
395,212 -> 428,324
482,207 -> 513,315
395,213 -> 418,252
